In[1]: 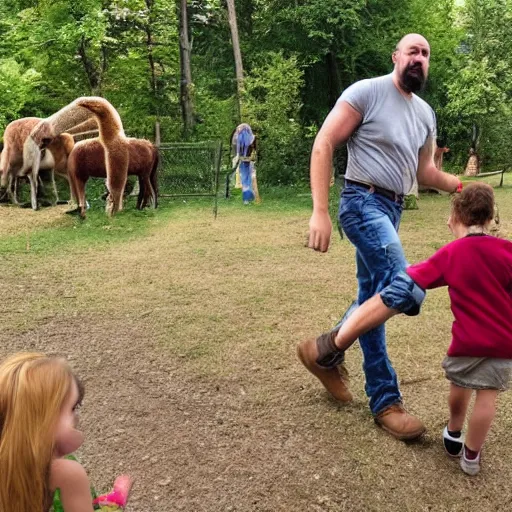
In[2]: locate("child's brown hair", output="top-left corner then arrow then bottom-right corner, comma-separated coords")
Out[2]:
451,182 -> 494,227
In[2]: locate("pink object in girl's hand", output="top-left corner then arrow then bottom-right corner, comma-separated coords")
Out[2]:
93,475 -> 133,509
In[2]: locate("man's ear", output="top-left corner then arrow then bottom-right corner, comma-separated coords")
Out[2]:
392,51 -> 398,64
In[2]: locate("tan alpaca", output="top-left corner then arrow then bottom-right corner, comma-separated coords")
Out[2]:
1,118 -> 76,206
0,117 -> 41,200
68,137 -> 158,217
20,103 -> 97,209
42,133 -> 76,202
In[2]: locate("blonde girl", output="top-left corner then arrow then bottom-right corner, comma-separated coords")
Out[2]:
0,353 -> 131,512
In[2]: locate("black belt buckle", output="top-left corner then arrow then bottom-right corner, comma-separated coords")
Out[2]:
373,185 -> 403,204
346,179 -> 403,204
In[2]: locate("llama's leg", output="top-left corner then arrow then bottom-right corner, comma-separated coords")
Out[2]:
106,180 -> 125,216
147,173 -> 157,208
76,177 -> 89,218
0,149 -> 9,193
28,169 -> 39,210
136,176 -> 144,209
139,176 -> 152,209
63,176 -> 73,205
65,165 -> 82,215
0,172 -> 8,202
51,170 -> 60,205
106,156 -> 128,216
69,165 -> 89,217
10,175 -> 19,205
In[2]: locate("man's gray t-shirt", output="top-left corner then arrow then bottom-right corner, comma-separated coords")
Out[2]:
339,73 -> 436,195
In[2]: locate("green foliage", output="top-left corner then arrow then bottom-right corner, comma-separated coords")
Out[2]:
404,194 -> 419,210
244,52 -> 306,184
0,0 -> 510,181
442,0 -> 512,169
0,59 -> 41,129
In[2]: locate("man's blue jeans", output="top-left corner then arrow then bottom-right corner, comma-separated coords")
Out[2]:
337,182 -> 407,415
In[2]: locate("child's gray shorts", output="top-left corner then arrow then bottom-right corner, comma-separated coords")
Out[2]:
442,356 -> 512,391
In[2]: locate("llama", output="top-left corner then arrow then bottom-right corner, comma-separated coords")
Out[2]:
20,97 -> 127,214
20,104 -> 98,209
0,117 -> 41,202
71,97 -> 129,216
67,137 -> 158,217
0,118 -> 81,207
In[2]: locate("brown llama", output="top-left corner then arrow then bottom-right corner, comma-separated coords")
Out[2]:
0,118 -> 76,206
71,97 -> 129,216
67,137 -> 159,217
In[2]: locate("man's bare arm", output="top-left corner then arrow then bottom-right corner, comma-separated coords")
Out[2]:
308,101 -> 362,252
417,136 -> 460,193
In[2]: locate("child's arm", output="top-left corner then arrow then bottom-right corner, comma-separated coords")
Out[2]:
406,246 -> 450,290
50,459 -> 95,512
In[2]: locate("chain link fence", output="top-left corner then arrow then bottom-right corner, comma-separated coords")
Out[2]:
157,141 -> 223,218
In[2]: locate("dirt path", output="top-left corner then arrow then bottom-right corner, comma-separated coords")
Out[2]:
1,196 -> 512,511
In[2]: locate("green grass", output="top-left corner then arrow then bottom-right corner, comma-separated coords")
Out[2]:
0,185 -> 329,257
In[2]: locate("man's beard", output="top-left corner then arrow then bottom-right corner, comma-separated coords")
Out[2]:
400,64 -> 426,93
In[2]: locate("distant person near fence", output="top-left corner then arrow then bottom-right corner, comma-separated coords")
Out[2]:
231,123 -> 260,204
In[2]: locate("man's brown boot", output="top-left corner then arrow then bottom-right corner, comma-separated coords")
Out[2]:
374,403 -> 426,440
297,332 -> 353,403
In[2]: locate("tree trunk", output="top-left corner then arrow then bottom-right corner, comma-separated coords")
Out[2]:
178,0 -> 195,139
78,36 -> 108,96
144,0 -> 159,120
326,51 -> 342,108
226,0 -> 244,122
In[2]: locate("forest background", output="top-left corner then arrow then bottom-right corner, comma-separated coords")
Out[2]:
0,0 -> 511,185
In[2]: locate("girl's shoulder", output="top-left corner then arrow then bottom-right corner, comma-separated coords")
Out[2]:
50,458 -> 94,512
49,458 -> 89,493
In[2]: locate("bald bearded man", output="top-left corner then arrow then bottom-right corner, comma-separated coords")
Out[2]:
298,34 -> 462,440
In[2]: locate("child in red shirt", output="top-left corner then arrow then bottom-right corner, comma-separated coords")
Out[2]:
326,183 -> 512,475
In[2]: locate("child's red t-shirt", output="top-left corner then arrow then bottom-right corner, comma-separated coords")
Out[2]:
406,235 -> 512,358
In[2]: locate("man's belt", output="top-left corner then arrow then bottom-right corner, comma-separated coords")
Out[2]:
345,179 -> 404,203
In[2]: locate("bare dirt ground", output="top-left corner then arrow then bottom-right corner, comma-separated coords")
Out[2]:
1,189 -> 512,511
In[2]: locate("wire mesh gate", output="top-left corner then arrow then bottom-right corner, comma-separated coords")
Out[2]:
157,141 -> 223,218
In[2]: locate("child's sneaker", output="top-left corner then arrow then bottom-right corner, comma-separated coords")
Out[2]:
443,426 -> 463,457
460,445 -> 481,476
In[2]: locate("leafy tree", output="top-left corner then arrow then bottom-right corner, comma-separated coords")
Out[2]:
0,59 -> 41,129
244,52 -> 305,184
443,0 -> 512,169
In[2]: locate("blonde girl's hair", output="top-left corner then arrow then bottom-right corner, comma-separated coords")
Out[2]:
0,353 -> 78,512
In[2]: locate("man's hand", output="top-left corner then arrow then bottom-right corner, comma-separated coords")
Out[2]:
307,210 -> 332,252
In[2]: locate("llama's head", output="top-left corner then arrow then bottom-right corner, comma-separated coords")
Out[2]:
29,121 -> 55,149
73,97 -> 124,136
